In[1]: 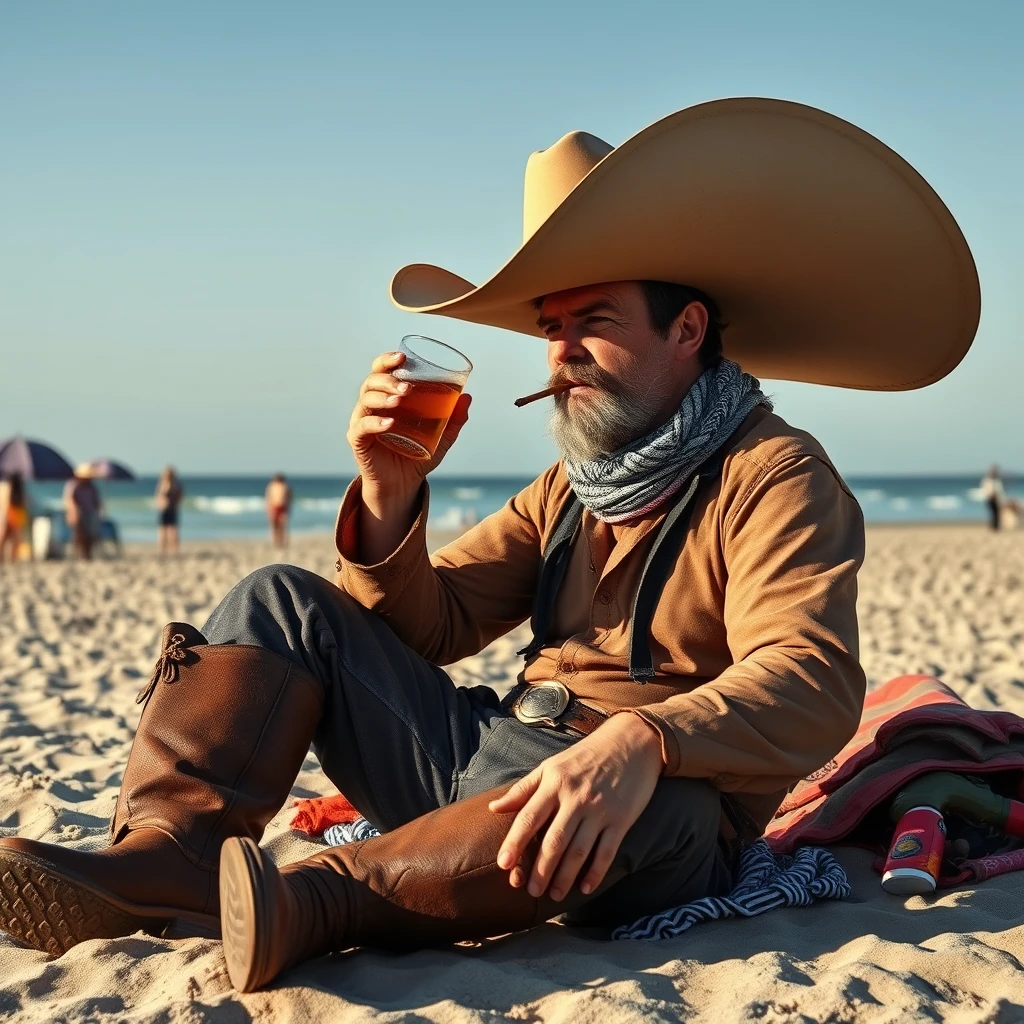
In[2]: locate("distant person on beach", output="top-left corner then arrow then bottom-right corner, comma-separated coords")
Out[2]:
0,100 -> 979,990
155,466 -> 184,554
0,473 -> 28,562
265,473 -> 293,548
980,465 -> 1005,531
63,468 -> 102,560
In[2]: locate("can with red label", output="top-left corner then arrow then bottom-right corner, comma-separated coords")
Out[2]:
881,805 -> 946,894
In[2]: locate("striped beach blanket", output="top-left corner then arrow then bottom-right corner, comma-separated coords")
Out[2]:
766,674 -> 1024,855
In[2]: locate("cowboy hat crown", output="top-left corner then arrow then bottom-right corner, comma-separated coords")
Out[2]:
523,131 -> 613,242
391,98 -> 980,391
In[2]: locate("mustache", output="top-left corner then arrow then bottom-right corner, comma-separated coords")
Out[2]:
547,362 -> 622,394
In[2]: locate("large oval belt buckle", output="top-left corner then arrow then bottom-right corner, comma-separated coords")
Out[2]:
512,681 -> 571,727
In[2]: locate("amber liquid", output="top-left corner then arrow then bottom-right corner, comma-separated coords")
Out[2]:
378,378 -> 463,460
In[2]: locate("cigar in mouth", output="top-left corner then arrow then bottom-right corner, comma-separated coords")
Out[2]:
513,382 -> 578,408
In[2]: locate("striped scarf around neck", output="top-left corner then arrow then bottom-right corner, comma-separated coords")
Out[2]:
562,358 -> 771,524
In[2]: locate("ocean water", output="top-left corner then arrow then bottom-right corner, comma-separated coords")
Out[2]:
26,473 -> 1019,543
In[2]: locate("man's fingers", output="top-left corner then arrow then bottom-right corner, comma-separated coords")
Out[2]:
548,817 -> 601,902
451,391 -> 472,421
489,770 -> 538,815
579,827 -> 625,896
360,372 -> 410,397
429,393 -> 472,466
361,390 -> 403,413
496,786 -> 557,872
370,351 -> 406,375
528,806 -> 585,899
347,416 -> 395,448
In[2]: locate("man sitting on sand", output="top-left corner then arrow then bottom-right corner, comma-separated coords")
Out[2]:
0,99 -> 978,990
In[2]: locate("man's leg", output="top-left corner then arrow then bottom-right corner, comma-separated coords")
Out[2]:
219,717 -> 733,991
453,716 -> 733,923
201,563 -> 501,830
454,716 -> 733,922
0,600 -> 324,955
0,563 -> 488,954
561,777 -> 734,927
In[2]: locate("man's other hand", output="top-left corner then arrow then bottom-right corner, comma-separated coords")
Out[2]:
488,712 -> 664,902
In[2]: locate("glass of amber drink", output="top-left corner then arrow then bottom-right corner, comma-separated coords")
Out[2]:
379,335 -> 473,460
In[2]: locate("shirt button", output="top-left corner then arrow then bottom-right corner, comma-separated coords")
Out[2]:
597,589 -> 612,604
558,661 -> 573,674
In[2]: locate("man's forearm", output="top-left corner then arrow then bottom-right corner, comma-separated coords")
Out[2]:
357,480 -> 422,565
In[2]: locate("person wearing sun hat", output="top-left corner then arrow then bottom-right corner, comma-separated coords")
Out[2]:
0,99 -> 979,987
63,462 -> 104,560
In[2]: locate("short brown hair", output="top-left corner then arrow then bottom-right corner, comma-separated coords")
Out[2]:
638,281 -> 725,368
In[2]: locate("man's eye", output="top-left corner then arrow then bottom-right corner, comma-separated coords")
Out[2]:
544,325 -> 561,337
586,317 -> 611,328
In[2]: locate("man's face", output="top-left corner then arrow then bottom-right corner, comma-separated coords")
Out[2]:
537,281 -> 686,462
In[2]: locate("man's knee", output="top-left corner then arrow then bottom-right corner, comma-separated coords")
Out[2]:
220,563 -> 353,619
204,564 -> 362,650
621,776 -> 723,869
563,778 -> 725,929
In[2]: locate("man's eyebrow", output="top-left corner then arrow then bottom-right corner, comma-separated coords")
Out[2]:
535,301 -> 621,329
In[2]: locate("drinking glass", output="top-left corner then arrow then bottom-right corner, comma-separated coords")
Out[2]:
378,335 -> 473,460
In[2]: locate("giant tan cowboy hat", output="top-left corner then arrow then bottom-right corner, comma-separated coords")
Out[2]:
391,97 -> 980,391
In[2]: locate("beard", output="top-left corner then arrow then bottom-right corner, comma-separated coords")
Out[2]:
548,354 -> 678,463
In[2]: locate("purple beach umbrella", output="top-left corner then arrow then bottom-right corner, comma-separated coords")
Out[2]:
78,458 -> 136,481
0,436 -> 75,481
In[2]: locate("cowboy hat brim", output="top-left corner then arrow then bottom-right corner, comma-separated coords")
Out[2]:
390,98 -> 980,391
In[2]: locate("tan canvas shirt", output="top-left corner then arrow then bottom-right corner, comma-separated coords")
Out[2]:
335,408 -> 866,833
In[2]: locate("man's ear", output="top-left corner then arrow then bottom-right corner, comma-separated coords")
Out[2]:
668,301 -> 708,363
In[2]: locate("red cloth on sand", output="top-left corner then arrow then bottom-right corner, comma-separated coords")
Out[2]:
291,793 -> 361,837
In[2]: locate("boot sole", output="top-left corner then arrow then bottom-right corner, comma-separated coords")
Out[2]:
0,846 -> 219,956
220,837 -> 270,992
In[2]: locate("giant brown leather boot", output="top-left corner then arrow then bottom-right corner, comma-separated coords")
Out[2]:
0,623 -> 323,956
219,785 -> 622,992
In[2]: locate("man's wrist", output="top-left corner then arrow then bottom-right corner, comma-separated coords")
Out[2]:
354,479 -> 424,567
361,480 -> 421,521
611,710 -> 667,771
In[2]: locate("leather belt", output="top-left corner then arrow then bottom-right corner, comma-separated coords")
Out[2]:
501,681 -> 609,735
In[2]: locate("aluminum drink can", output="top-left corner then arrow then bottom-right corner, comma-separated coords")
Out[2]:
881,805 -> 946,894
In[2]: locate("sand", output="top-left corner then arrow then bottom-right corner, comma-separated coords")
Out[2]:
3,525 -> 1024,1022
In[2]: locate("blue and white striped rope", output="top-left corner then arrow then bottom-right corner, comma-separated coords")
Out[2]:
612,839 -> 851,940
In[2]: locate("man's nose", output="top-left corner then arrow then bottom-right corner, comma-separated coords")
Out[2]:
547,332 -> 587,368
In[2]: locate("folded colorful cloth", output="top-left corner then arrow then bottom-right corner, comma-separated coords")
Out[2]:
765,674 -> 1024,868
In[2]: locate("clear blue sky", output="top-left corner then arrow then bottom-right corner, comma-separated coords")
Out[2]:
1,1 -> 1021,476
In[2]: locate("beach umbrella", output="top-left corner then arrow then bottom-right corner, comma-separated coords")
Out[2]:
0,436 -> 75,480
77,458 -> 136,481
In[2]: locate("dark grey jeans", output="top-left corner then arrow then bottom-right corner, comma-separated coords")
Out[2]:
202,564 -> 733,926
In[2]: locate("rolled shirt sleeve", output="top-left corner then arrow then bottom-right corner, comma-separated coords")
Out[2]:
334,468 -> 561,665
